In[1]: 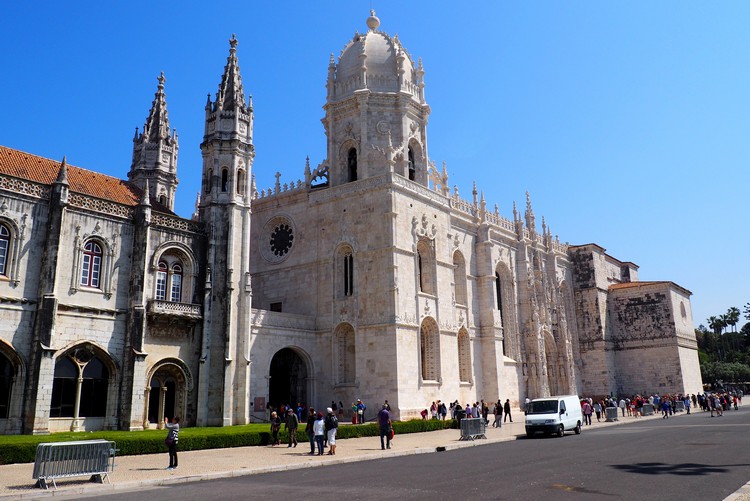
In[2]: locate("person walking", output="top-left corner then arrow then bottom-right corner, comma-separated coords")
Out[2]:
313,412 -> 325,455
493,400 -> 502,428
305,407 -> 316,454
593,401 -> 602,422
503,399 -> 513,423
582,400 -> 592,425
378,403 -> 392,450
164,416 -> 180,470
324,407 -> 338,455
285,407 -> 299,447
270,411 -> 281,446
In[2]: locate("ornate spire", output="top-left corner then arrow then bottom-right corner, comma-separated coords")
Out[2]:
525,191 -> 536,231
215,34 -> 247,111
55,157 -> 68,185
144,72 -> 171,142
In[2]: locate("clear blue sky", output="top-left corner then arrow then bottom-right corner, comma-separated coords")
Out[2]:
1,1 -> 747,328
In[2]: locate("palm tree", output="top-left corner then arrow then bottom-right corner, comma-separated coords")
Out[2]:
708,316 -> 725,361
726,307 -> 740,333
743,303 -> 750,322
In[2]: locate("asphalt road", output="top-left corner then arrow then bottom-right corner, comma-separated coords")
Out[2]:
78,408 -> 750,500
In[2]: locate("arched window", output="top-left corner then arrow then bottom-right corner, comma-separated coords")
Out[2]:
335,324 -> 356,384
221,168 -> 229,192
453,251 -> 468,306
158,195 -> 166,206
155,262 -> 168,300
408,147 -> 416,181
80,241 -> 102,288
205,169 -> 213,194
50,350 -> 109,419
155,258 -> 184,302
347,148 -> 357,182
237,169 -> 246,195
50,356 -> 77,417
0,352 -> 13,419
495,272 -> 503,313
343,252 -> 353,297
0,224 -> 10,276
170,264 -> 182,302
79,357 -> 109,417
420,318 -> 440,381
457,329 -> 471,383
417,239 -> 435,295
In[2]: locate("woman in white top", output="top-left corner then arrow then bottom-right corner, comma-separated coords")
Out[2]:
313,412 -> 325,455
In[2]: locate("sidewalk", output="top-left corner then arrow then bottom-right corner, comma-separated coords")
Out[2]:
0,410 -> 701,500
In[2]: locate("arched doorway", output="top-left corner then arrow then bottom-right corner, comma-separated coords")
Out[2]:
269,348 -> 308,411
146,362 -> 188,428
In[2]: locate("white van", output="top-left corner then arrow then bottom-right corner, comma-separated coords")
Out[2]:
524,395 -> 583,438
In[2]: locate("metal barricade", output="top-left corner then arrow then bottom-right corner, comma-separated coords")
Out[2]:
459,418 -> 487,441
641,403 -> 655,416
674,400 -> 685,412
604,406 -> 619,422
32,439 -> 117,490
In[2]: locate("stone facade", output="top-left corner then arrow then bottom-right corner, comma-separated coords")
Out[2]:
0,12 -> 702,434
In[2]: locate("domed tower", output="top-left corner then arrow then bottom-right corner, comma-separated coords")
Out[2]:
323,11 -> 430,186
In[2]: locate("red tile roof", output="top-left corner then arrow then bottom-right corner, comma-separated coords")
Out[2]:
0,145 -> 173,213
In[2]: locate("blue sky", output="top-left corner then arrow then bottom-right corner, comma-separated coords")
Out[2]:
1,1 -> 748,328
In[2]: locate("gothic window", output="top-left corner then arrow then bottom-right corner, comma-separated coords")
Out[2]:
237,169 -> 246,195
50,349 -> 109,419
408,147 -> 416,181
347,148 -> 357,182
205,169 -> 213,194
335,324 -> 356,384
420,318 -> 440,381
158,195 -> 166,206
457,329 -> 471,383
80,241 -> 103,288
0,352 -> 12,419
156,262 -> 168,300
417,239 -> 435,295
155,258 -> 183,302
495,272 -> 505,354
221,168 -> 229,192
336,245 -> 354,298
170,264 -> 182,302
453,251 -> 468,306
0,223 -> 9,276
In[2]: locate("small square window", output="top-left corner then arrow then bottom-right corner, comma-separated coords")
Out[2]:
270,302 -> 282,312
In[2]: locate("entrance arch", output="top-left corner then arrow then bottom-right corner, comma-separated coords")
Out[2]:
269,348 -> 309,411
145,359 -> 191,429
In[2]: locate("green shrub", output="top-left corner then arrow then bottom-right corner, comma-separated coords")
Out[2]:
0,419 -> 454,465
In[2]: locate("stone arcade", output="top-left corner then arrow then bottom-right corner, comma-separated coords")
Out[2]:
0,12 -> 702,434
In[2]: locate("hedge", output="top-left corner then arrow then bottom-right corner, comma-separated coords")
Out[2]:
0,418 -> 455,465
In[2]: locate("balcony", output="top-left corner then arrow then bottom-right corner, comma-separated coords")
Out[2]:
147,300 -> 202,322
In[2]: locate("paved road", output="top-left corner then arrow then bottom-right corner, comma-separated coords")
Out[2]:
74,408 -> 750,501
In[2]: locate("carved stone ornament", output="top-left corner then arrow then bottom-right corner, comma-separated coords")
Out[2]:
412,214 -> 437,241
376,121 -> 391,135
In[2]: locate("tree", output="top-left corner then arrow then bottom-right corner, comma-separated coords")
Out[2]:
744,303 -> 750,321
726,307 -> 741,333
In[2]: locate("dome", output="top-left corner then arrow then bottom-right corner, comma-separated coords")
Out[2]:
331,11 -> 419,101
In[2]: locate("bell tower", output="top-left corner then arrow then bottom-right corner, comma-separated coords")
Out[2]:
197,34 -> 255,427
322,11 -> 431,186
128,72 -> 179,210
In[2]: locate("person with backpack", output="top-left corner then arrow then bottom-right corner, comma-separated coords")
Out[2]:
324,407 -> 339,455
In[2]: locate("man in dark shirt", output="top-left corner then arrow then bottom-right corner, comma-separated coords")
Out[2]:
377,404 -> 392,450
